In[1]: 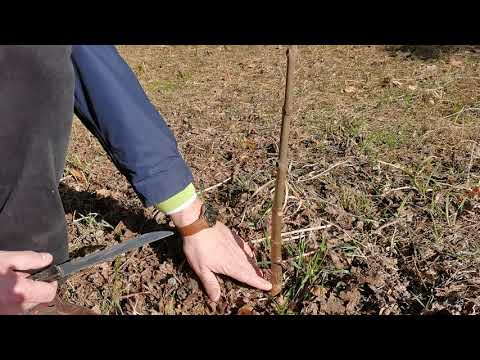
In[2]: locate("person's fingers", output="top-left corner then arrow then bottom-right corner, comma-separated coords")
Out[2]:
0,251 -> 53,271
227,264 -> 272,291
197,270 -> 221,302
231,232 -> 255,259
21,302 -> 41,313
13,277 -> 57,303
219,227 -> 267,285
230,230 -> 259,270
242,240 -> 255,259
230,234 -> 264,277
253,265 -> 264,278
0,305 -> 24,315
1,303 -> 41,315
240,249 -> 264,277
241,242 -> 265,277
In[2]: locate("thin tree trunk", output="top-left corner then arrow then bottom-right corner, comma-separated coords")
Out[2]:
270,45 -> 297,296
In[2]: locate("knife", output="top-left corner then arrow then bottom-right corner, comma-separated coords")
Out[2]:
27,230 -> 174,283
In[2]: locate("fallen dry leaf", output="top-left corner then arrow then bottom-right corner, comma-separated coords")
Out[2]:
329,250 -> 348,270
238,154 -> 249,162
449,57 -> 463,67
339,289 -> 361,314
244,138 -> 257,150
344,86 -> 356,94
69,168 -> 87,183
312,286 -> 328,299
113,221 -> 126,236
237,304 -> 254,315
323,293 -> 347,314
95,188 -> 111,198
468,186 -> 480,199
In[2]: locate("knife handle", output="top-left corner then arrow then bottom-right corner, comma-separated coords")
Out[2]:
27,265 -> 63,283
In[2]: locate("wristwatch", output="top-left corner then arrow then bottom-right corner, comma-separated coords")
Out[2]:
176,203 -> 218,237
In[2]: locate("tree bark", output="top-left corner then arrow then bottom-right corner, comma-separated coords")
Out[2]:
270,45 -> 297,296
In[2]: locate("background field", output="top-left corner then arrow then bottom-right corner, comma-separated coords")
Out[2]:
59,45 -> 480,314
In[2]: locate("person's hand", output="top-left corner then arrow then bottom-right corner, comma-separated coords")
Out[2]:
171,199 -> 272,301
183,222 -> 272,301
0,251 -> 58,315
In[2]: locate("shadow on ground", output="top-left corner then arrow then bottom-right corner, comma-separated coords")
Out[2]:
59,183 -> 185,262
384,45 -> 480,60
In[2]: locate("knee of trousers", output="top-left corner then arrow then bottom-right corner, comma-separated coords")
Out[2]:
0,46 -> 74,264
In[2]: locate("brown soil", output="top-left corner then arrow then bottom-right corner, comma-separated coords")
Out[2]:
59,45 -> 480,315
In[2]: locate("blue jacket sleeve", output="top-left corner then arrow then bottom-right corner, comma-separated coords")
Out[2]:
71,45 -> 194,207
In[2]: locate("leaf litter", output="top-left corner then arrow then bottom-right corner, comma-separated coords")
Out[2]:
59,45 -> 480,314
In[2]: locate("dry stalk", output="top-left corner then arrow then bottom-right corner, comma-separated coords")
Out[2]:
271,46 -> 297,296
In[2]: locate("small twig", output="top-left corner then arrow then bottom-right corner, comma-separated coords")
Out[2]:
121,291 -> 151,300
466,142 -> 476,188
284,250 -> 318,263
420,124 -> 467,141
118,257 -> 134,272
389,227 -> 398,253
238,178 -> 276,226
238,207 -> 249,227
131,297 -> 142,315
238,180 -> 275,227
298,160 -> 351,183
444,105 -> 480,119
251,179 -> 275,198
276,225 -> 332,238
444,106 -> 466,119
381,186 -> 415,196
200,177 -> 232,194
252,225 -> 332,244
60,175 -> 73,182
378,160 -> 432,185
378,160 -> 409,173
320,217 -> 354,241
435,182 -> 471,191
260,250 -> 320,266
374,218 -> 403,235
255,234 -> 304,246
412,247 -> 426,289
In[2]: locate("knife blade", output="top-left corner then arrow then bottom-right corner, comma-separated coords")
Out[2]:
27,230 -> 174,283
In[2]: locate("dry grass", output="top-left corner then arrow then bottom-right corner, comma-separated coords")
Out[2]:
59,45 -> 480,315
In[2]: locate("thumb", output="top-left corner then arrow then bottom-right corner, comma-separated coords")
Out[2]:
1,251 -> 53,271
198,270 -> 221,302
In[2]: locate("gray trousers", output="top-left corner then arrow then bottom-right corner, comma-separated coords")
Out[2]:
0,46 -> 74,264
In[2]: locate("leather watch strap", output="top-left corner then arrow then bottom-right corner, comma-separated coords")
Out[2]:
177,205 -> 211,237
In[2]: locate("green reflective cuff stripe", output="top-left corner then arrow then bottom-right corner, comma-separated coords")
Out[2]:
155,183 -> 196,214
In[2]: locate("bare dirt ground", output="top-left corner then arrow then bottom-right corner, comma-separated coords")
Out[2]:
58,45 -> 480,315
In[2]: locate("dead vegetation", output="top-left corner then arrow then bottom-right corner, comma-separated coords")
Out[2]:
59,45 -> 480,315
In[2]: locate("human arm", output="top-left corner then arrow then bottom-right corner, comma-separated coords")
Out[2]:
70,45 -> 271,301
